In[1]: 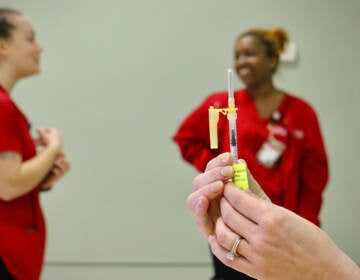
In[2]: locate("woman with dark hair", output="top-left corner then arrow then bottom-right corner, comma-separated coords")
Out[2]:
0,8 -> 70,279
173,27 -> 328,279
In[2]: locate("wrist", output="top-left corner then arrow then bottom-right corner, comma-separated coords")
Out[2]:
321,246 -> 360,280
46,142 -> 62,154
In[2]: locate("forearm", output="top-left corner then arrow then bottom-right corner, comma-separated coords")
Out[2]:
5,145 -> 58,199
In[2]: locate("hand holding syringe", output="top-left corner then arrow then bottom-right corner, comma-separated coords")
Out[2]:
208,69 -> 249,190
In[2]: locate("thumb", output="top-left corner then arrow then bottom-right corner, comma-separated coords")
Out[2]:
238,159 -> 271,202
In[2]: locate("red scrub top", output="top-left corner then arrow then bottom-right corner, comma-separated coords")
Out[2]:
0,85 -> 46,280
173,89 -> 329,225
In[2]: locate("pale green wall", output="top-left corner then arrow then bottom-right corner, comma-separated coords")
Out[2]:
2,0 -> 359,279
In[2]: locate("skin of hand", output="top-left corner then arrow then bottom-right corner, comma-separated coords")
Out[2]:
35,128 -> 70,189
36,128 -> 63,150
40,153 -> 70,189
187,152 -> 232,239
186,152 -> 269,239
187,152 -> 360,280
209,184 -> 360,280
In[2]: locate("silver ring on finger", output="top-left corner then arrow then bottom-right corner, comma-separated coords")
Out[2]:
226,236 -> 243,261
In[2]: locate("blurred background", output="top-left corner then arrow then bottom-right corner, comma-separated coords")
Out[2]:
2,0 -> 359,279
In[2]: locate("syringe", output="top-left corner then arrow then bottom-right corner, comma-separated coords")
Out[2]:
227,69 -> 238,162
226,69 -> 249,190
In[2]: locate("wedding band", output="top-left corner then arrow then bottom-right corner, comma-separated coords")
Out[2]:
226,236 -> 243,261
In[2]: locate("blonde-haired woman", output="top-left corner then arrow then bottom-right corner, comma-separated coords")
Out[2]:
173,27 -> 328,279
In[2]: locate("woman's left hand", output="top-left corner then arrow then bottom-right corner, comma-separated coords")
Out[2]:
40,154 -> 70,190
186,152 -> 234,239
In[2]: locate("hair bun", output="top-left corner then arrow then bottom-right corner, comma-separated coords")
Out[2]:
267,28 -> 289,54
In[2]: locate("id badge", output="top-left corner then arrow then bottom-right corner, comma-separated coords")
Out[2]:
256,136 -> 286,168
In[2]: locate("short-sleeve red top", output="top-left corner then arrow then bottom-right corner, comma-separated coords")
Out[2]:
0,85 -> 46,280
173,89 -> 329,226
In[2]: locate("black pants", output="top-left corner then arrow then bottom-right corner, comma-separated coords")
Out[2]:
210,252 -> 256,280
0,258 -> 15,280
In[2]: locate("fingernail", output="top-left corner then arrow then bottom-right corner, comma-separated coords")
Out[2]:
210,181 -> 223,192
221,166 -> 233,177
220,153 -> 230,163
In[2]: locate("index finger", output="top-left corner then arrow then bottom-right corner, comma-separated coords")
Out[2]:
187,180 -> 224,215
205,152 -> 232,172
242,161 -> 270,202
